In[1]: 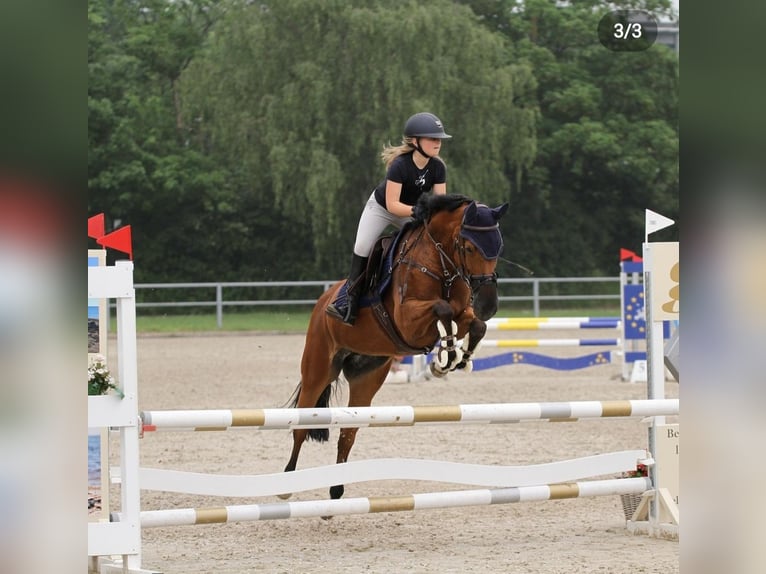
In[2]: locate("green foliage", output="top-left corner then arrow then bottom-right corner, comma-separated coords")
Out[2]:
180,0 -> 537,276
88,0 -> 678,282
88,0 -> 263,281
460,0 -> 678,276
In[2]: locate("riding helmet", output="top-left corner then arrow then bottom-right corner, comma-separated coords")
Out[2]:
404,112 -> 452,139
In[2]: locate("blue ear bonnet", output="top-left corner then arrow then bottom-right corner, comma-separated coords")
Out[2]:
459,202 -> 508,260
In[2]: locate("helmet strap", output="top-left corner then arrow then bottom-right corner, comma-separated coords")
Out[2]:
413,138 -> 431,159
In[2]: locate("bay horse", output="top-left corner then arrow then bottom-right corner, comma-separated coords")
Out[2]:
282,193 -> 509,501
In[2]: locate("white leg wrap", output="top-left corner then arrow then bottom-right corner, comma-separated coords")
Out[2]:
434,320 -> 463,373
458,332 -> 473,372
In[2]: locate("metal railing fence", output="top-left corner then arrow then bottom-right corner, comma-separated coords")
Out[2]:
125,277 -> 621,328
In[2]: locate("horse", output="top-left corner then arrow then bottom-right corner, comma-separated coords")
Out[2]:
281,193 -> 509,501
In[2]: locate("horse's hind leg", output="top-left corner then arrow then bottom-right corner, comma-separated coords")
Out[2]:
279,346 -> 345,499
329,354 -> 393,501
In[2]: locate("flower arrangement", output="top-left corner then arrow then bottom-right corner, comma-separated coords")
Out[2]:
620,462 -> 649,520
88,354 -> 123,397
624,463 -> 648,478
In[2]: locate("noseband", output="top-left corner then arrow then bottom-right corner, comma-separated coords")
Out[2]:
468,270 -> 498,291
456,236 -> 498,295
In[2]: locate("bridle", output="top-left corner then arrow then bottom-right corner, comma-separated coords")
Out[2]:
456,222 -> 500,295
396,213 -> 500,302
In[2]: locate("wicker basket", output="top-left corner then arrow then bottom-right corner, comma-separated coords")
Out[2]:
620,493 -> 642,521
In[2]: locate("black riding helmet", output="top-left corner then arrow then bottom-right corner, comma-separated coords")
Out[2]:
404,112 -> 451,158
404,112 -> 452,139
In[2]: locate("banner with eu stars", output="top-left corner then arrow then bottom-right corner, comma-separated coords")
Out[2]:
623,284 -> 646,340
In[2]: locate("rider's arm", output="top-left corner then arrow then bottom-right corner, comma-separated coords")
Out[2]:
384,180 -> 414,217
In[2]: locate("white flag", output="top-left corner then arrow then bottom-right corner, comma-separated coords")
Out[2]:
645,209 -> 675,241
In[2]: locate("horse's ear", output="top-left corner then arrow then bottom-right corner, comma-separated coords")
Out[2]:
464,201 -> 478,222
493,203 -> 510,220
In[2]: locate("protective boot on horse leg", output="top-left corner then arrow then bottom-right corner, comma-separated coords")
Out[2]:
326,253 -> 368,325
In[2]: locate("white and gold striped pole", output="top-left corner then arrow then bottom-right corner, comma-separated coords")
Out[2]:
140,399 -> 679,432
117,477 -> 651,528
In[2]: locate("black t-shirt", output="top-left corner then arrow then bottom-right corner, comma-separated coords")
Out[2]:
373,153 -> 447,208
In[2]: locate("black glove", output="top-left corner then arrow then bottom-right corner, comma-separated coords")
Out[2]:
411,202 -> 428,222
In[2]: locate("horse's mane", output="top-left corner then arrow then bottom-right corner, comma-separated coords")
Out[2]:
412,193 -> 472,225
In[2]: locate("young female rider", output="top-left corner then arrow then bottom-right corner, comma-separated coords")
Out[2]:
326,112 -> 452,325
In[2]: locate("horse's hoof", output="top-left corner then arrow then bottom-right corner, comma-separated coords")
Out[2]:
277,492 -> 293,500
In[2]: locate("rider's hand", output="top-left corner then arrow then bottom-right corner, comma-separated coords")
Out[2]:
411,202 -> 427,222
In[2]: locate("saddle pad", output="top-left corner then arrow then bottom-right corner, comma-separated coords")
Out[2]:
374,221 -> 416,299
331,278 -> 376,310
330,222 -> 415,311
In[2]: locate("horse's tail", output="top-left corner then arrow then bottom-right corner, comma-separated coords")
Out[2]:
287,380 -> 333,443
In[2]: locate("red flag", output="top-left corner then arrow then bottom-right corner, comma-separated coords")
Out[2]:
620,248 -> 636,261
631,254 -> 643,263
97,225 -> 133,260
88,213 -> 105,239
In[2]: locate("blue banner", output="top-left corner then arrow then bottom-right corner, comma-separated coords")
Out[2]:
622,283 -> 646,340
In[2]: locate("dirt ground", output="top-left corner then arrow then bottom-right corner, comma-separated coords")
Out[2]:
111,331 -> 679,574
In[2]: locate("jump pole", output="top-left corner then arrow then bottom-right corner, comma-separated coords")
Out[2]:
479,338 -> 620,348
140,398 -> 680,432
485,319 -> 620,330
116,477 -> 652,528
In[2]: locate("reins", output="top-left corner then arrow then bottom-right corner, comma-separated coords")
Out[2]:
394,215 -> 483,302
424,228 -> 470,299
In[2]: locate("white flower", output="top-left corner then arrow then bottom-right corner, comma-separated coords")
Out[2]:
88,356 -> 122,397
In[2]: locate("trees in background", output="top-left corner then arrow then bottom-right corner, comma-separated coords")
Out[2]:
88,0 -> 678,281
88,0 -> 253,280
178,0 -> 537,275
463,0 -> 678,275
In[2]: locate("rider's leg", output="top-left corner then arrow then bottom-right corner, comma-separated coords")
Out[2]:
339,253 -> 368,325
327,193 -> 409,324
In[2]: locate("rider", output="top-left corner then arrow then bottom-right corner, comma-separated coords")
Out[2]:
326,112 -> 452,325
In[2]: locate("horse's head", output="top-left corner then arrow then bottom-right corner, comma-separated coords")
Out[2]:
418,194 -> 509,321
457,200 -> 509,320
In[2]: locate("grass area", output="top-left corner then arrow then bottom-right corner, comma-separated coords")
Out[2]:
123,304 -> 621,334
128,310 -> 313,333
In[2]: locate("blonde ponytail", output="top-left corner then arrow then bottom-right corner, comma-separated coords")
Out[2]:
381,138 -> 415,167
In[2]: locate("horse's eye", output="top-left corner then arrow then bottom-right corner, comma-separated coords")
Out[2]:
465,245 -> 474,254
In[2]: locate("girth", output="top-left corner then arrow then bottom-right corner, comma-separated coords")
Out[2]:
370,296 -> 435,356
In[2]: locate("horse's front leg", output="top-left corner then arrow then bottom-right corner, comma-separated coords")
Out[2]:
430,300 -> 464,378
454,315 -> 487,373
